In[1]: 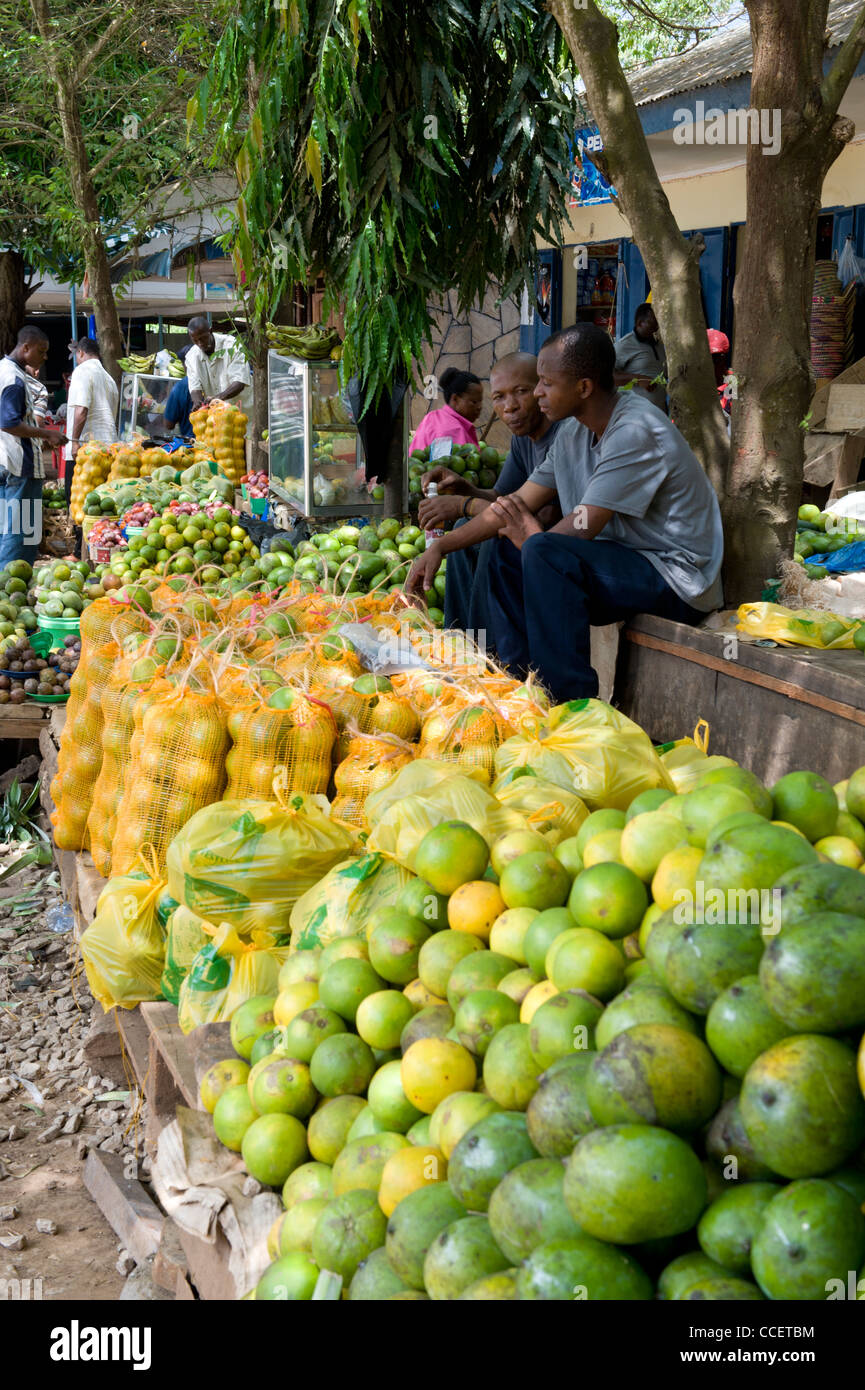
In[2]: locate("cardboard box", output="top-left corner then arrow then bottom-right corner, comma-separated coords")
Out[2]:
810,354 -> 865,429
825,384 -> 865,433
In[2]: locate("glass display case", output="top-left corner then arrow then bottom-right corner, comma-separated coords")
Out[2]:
268,351 -> 405,517
118,373 -> 177,443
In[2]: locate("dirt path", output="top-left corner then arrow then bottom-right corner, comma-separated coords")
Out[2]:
0,856 -> 150,1301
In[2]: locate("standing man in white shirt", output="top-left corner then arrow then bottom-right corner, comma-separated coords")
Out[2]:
185,317 -> 252,423
66,337 -> 119,505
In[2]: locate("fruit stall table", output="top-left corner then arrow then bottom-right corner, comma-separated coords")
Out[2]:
615,613 -> 865,783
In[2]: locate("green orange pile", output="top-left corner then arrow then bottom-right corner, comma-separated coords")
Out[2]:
202,765 -> 865,1301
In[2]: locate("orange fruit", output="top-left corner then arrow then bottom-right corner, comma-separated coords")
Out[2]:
378,1144 -> 447,1216
447,881 -> 507,941
401,1038 -> 477,1113
412,821 -> 490,894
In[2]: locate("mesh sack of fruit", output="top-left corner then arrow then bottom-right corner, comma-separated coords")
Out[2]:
79,863 -> 167,1010
50,640 -> 119,851
165,790 -> 354,936
289,850 -> 414,951
492,767 -> 589,845
159,903 -> 212,1006
348,675 -> 421,744
110,663 -> 230,876
419,703 -> 504,785
331,733 -> 415,827
177,923 -> 290,1034
224,686 -> 336,801
365,764 -> 524,870
79,593 -> 151,650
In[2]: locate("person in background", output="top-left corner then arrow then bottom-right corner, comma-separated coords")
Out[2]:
66,337 -> 119,507
614,303 -> 667,413
707,328 -> 732,420
186,317 -> 252,416
0,326 -> 67,565
410,368 -> 483,452
164,377 -> 193,440
407,323 -> 723,703
25,365 -> 49,426
417,353 -> 562,634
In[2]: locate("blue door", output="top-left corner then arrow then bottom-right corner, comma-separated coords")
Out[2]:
618,240 -> 648,337
684,226 -> 729,333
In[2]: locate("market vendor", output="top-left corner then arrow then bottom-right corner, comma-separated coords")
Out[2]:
614,303 -> 667,413
0,326 -> 67,566
410,368 -> 483,451
417,352 -> 562,634
164,375 -> 193,440
406,323 -> 723,702
186,317 -> 253,417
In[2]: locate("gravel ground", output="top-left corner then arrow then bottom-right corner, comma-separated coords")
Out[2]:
0,851 -> 153,1300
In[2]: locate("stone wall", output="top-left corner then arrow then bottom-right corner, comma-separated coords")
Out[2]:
409,289 -> 523,451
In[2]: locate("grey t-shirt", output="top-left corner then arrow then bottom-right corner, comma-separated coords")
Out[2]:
615,330 -> 667,412
495,418 -> 563,494
527,392 -> 724,612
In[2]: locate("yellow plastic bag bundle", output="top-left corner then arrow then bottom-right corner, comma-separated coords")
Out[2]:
289,851 -> 415,950
165,790 -> 355,936
654,721 -> 736,794
492,769 -> 589,845
177,924 -> 291,1034
737,601 -> 860,649
364,758 -> 490,825
79,864 -> 166,1010
366,763 -> 525,870
160,904 -> 211,1006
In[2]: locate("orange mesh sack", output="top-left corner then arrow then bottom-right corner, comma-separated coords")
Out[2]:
79,594 -> 150,650
165,792 -> 354,935
419,703 -> 504,785
331,734 -> 415,828
50,640 -> 119,851
224,689 -> 336,801
87,656 -> 171,877
110,678 -> 229,876
351,677 -> 421,742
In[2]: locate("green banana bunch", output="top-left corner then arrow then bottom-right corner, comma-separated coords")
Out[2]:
266,322 -> 341,360
118,353 -> 157,374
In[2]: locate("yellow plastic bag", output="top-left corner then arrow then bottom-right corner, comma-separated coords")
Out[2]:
366,765 -> 526,870
737,602 -> 860,649
364,759 -> 490,827
492,769 -> 589,844
289,852 -> 415,951
176,923 -> 291,1034
166,791 -> 355,936
80,868 -> 166,1010
160,904 -> 211,1006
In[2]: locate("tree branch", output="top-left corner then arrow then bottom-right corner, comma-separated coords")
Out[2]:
77,9 -> 132,84
822,2 -> 865,116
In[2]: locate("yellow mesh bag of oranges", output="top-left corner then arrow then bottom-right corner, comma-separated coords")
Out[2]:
177,924 -> 290,1034
289,850 -> 414,950
331,733 -> 415,827
79,862 -> 167,1010
51,640 -> 119,851
110,664 -> 230,876
224,685 -> 336,801
419,703 -> 504,785
165,789 -> 354,936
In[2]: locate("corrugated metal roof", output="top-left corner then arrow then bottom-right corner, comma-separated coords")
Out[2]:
629,0 -> 865,107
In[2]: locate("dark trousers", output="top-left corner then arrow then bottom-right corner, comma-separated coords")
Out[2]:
486,531 -> 704,703
0,469 -> 42,567
443,519 -> 496,646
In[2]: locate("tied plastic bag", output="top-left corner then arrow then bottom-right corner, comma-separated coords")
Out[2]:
364,758 -> 490,828
160,904 -> 211,1006
166,791 -> 355,936
289,852 -> 415,950
80,864 -> 167,1010
492,768 -> 589,844
177,924 -> 291,1034
366,761 -> 526,869
654,720 -> 737,794
737,601 -> 860,649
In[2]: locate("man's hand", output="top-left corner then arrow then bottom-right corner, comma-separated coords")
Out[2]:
405,544 -> 442,602
41,428 -> 67,448
421,466 -> 470,496
418,492 -> 465,529
489,493 -> 542,550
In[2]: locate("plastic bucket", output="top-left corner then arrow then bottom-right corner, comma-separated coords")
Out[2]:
37,613 -> 81,647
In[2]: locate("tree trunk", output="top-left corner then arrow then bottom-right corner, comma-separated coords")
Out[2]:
550,0 -> 730,499
30,0 -> 124,382
724,0 -> 860,601
0,252 -> 27,356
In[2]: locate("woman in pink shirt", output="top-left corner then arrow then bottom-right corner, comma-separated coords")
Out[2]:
411,368 -> 483,451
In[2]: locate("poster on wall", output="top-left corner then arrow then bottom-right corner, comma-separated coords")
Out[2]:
570,127 -> 615,207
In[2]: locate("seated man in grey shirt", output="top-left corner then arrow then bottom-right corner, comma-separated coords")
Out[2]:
407,323 -> 723,702
615,303 -> 667,413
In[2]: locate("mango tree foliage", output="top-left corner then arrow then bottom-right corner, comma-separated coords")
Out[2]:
194,0 -> 578,406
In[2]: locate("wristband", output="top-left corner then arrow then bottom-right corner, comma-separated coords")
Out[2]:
462,497 -> 472,519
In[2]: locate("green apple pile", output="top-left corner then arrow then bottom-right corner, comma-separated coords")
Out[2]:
408,442 -> 507,501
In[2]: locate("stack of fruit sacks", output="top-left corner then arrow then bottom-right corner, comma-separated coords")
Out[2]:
69,441 -> 113,523
190,400 -> 247,486
198,755 -> 865,1303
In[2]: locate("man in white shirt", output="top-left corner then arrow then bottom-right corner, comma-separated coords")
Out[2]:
66,338 -> 119,498
185,317 -> 252,421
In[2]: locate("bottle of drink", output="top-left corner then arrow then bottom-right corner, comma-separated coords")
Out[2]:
424,481 -> 446,548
